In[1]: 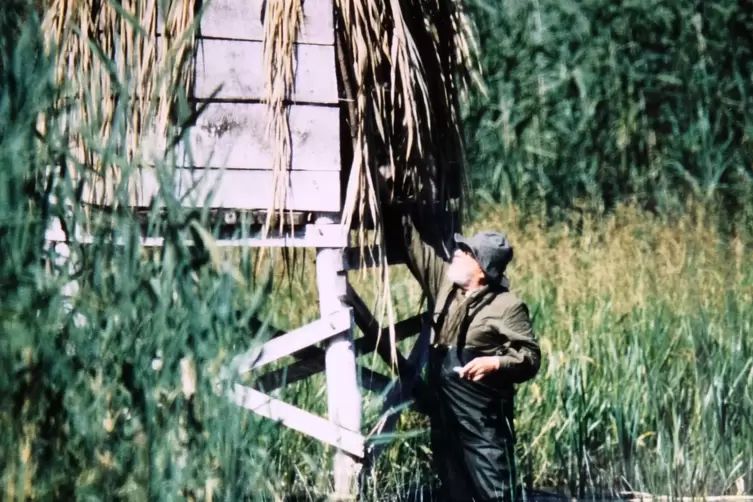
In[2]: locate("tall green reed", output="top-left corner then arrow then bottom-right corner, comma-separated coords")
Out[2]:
0,12 -> 303,501
462,0 -> 753,221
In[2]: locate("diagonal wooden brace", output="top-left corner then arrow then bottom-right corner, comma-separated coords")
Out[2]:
253,313 -> 424,393
232,308 -> 352,373
231,384 -> 365,459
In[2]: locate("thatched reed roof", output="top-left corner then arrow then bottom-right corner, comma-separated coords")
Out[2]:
41,0 -> 479,332
42,0 -> 477,214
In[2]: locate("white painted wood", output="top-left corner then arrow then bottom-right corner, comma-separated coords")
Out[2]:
44,219 -> 349,249
316,214 -> 362,498
81,167 -> 340,212
167,103 -> 341,172
82,109 -> 344,211
230,384 -> 364,458
143,168 -> 341,211
195,39 -> 338,104
366,314 -> 431,461
233,309 -> 352,372
161,0 -> 335,45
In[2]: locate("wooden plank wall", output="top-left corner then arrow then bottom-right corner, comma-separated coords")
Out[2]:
93,0 -> 342,213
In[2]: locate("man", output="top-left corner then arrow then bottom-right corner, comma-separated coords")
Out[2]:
387,206 -> 541,502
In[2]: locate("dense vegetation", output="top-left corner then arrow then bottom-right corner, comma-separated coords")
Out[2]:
463,0 -> 753,221
2,1 -> 752,500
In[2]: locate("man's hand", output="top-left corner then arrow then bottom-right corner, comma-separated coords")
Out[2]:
457,356 -> 500,381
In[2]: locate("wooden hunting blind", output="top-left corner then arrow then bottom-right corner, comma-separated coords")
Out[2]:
44,0 -> 469,498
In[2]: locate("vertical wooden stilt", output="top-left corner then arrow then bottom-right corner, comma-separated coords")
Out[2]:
315,215 -> 362,500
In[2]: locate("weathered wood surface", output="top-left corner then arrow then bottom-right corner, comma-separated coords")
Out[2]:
171,103 -> 340,171
157,0 -> 335,45
100,1 -> 342,215
81,102 -> 342,211
84,167 -> 341,211
171,169 -> 340,211
195,39 -> 338,104
45,217 -> 349,248
130,208 -> 315,229
231,384 -> 364,458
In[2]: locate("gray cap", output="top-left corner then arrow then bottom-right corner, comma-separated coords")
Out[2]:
453,230 -> 513,286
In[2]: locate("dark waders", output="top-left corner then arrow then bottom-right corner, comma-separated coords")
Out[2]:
427,345 -> 519,502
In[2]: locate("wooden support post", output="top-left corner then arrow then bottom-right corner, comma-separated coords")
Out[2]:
315,215 -> 362,500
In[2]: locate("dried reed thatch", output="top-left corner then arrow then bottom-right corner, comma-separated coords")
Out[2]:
260,0 -> 479,348
261,0 -> 302,234
335,0 -> 477,229
41,0 -> 477,232
333,0 -> 479,344
42,0 -> 479,354
41,0 -> 198,205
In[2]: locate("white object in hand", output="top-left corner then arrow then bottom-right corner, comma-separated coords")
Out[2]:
452,366 -> 463,374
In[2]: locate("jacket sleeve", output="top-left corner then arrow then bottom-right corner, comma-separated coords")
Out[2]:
488,301 -> 541,383
383,205 -> 449,306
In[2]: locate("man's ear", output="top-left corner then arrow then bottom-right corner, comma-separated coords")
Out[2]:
477,268 -> 487,284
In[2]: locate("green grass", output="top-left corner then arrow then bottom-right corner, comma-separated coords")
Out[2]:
255,203 -> 753,500
462,0 -> 753,219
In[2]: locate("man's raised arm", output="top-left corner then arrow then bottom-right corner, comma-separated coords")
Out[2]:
382,203 -> 450,308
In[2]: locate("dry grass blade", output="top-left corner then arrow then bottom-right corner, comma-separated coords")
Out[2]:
262,0 -> 302,232
41,0 -> 197,206
335,0 -> 479,366
257,0 -> 303,271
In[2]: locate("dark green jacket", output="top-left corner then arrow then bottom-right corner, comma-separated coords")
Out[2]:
392,208 -> 542,384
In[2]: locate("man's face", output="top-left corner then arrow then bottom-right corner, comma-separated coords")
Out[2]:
447,247 -> 484,289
